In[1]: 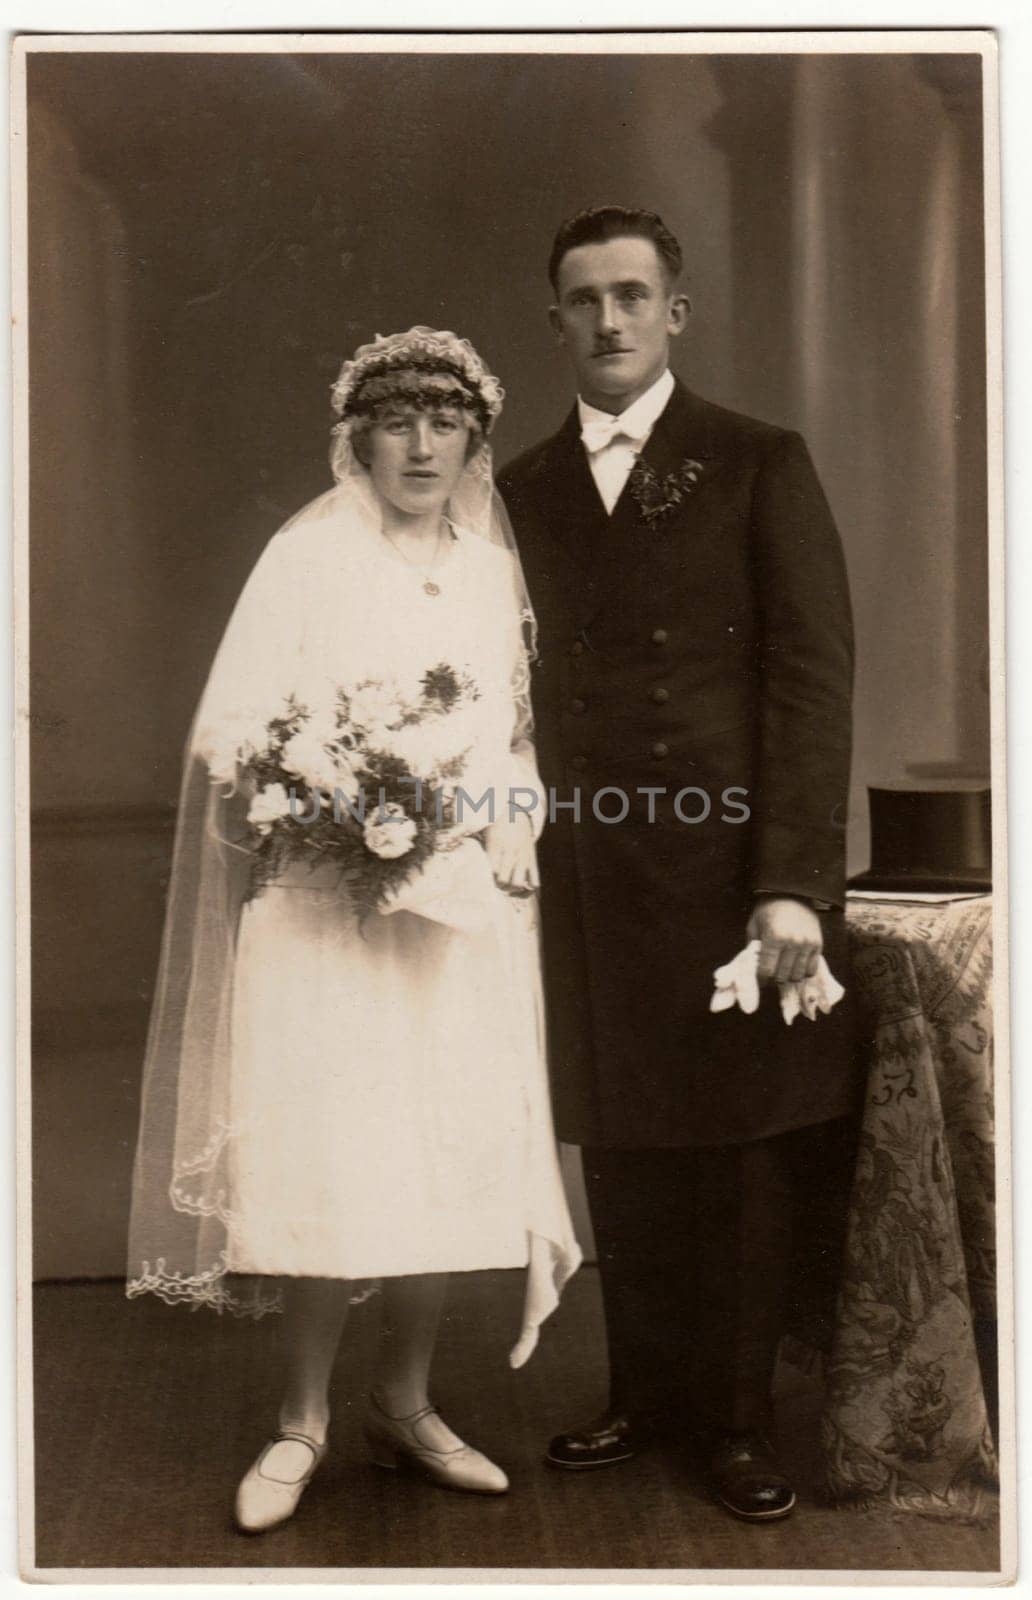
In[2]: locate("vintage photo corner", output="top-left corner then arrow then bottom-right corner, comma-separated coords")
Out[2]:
12,30 -> 1009,1584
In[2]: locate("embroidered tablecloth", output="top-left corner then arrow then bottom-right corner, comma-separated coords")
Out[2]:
821,894 -> 998,1519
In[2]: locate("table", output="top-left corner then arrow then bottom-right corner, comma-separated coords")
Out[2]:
821,894 -> 997,1519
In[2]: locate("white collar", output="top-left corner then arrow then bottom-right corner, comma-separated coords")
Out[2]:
577,368 -> 675,443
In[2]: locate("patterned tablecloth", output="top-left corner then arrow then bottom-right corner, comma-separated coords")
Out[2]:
821,894 -> 998,1519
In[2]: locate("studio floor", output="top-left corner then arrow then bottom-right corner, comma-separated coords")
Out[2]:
31,1272 -> 1000,1576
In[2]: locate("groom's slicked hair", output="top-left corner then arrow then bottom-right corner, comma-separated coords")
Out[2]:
548,206 -> 683,292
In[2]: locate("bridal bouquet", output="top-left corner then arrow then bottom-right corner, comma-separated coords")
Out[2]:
212,664 -> 481,915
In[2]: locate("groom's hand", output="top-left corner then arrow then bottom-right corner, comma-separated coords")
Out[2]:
484,813 -> 540,896
747,896 -> 822,985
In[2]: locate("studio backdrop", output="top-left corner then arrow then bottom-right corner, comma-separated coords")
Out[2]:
27,47 -> 988,1278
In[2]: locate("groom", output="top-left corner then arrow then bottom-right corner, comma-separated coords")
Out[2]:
498,206 -> 861,1519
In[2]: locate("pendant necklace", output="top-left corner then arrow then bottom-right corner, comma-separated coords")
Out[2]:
384,520 -> 447,596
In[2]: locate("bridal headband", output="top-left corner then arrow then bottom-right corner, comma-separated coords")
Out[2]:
330,326 -> 505,439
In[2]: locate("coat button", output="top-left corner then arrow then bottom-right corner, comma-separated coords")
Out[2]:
571,754 -> 588,771
651,628 -> 668,645
570,640 -> 585,656
651,686 -> 670,704
570,698 -> 587,715
651,741 -> 669,759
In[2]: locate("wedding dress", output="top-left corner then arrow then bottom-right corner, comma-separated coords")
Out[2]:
128,461 -> 581,1366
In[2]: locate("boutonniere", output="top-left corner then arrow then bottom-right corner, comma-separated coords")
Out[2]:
628,456 -> 705,525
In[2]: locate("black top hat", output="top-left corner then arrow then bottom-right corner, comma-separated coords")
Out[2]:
848,786 -> 992,893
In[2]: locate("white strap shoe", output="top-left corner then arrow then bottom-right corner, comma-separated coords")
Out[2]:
363,1396 -> 508,1494
234,1431 -> 326,1533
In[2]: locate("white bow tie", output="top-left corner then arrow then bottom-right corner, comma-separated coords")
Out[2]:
580,413 -> 641,455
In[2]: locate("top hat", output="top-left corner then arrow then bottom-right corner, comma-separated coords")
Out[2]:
848,785 -> 992,893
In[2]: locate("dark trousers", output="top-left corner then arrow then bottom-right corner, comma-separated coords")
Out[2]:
582,1115 -> 857,1438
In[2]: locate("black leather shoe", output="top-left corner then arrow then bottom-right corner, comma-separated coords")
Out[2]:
546,1408 -> 640,1469
709,1431 -> 796,1520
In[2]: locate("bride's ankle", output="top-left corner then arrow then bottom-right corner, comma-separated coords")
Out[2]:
278,1404 -> 330,1447
370,1382 -> 431,1420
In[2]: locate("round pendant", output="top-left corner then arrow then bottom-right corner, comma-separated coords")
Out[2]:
424,580 -> 441,597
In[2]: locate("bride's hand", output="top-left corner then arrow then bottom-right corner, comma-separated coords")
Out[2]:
483,813 -> 540,896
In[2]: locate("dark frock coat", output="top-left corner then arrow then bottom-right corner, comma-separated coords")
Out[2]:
498,380 -> 862,1149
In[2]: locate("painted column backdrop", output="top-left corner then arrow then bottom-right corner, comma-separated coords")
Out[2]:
27,51 -> 988,1277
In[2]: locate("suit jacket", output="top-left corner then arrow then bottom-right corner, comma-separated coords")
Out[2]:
498,379 -> 862,1148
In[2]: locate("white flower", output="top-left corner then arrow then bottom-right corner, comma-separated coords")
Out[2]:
305,708 -> 344,748
281,728 -> 346,793
438,703 -> 481,758
381,721 -> 449,781
247,782 -> 293,834
348,680 -> 408,738
478,371 -> 505,419
363,803 -> 418,860
200,710 -> 272,784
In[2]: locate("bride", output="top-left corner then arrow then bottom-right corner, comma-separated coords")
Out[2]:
127,327 -> 581,1533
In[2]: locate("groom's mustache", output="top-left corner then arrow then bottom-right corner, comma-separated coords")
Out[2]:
592,342 -> 634,356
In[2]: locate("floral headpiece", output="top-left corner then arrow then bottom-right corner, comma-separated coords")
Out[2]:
331,326 -> 505,438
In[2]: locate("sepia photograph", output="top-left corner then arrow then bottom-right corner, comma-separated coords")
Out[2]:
13,30 -> 1009,1582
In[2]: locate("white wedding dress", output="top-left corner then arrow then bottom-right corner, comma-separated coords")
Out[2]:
129,485 -> 580,1366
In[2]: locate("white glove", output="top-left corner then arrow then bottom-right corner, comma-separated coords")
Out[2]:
711,939 -> 845,1025
710,942 -> 763,1015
